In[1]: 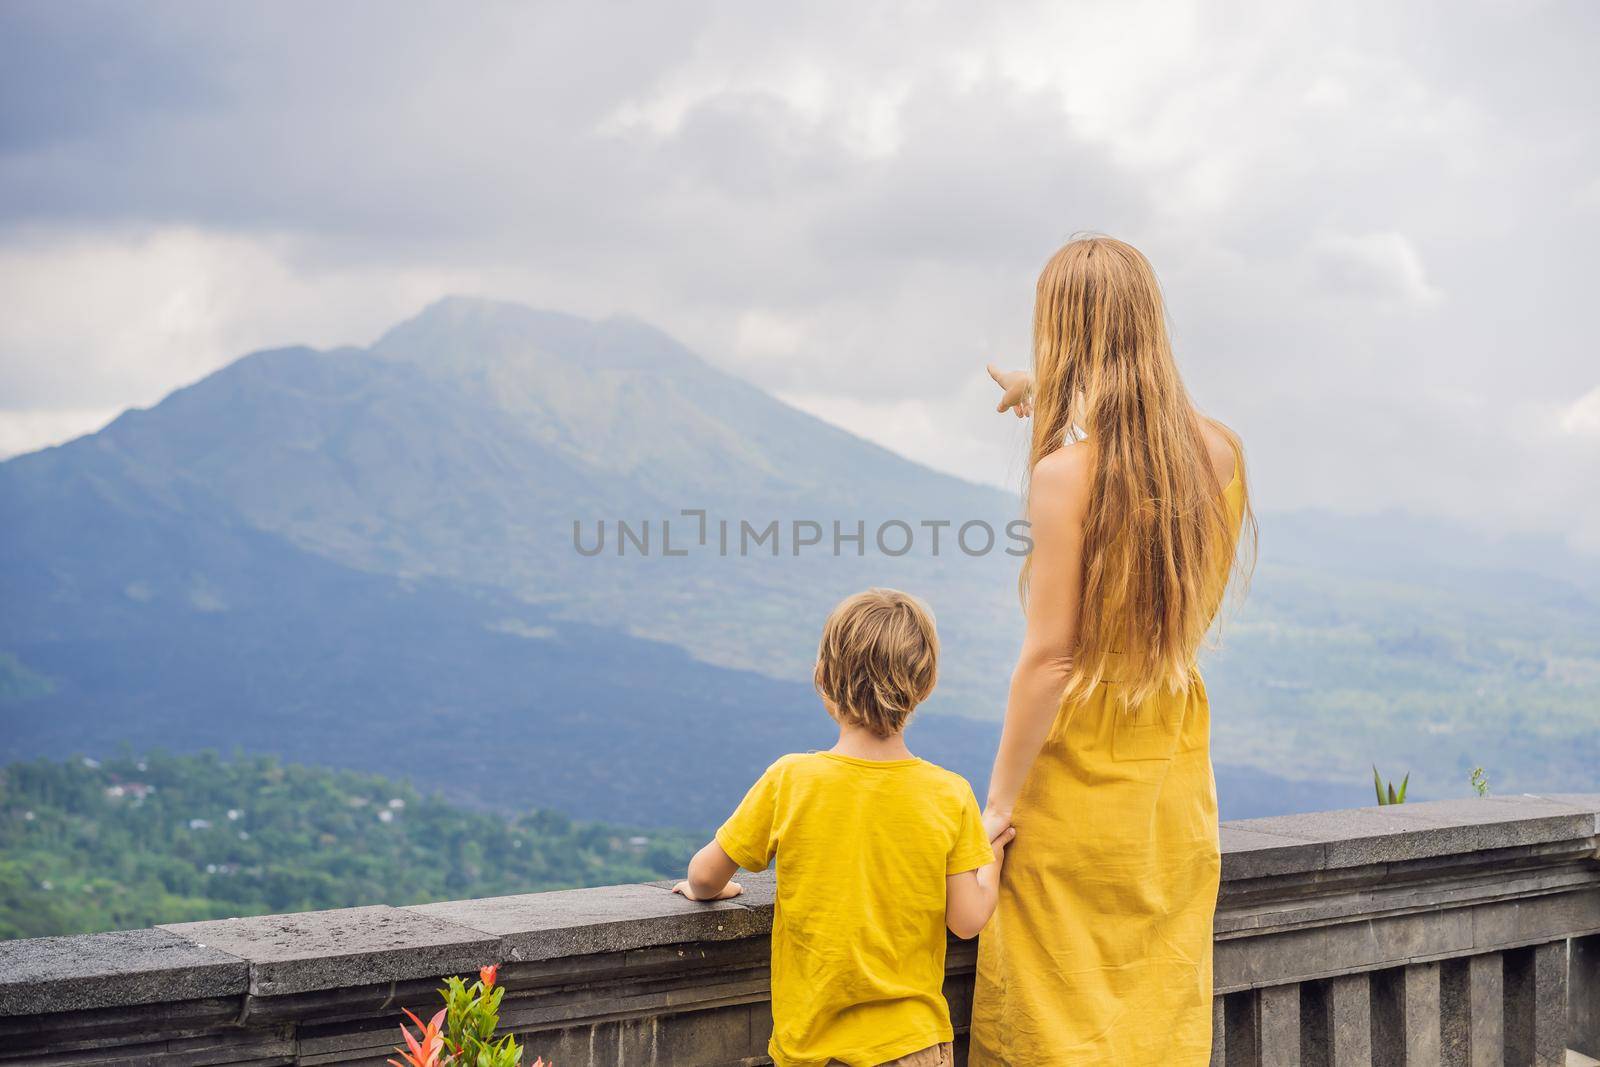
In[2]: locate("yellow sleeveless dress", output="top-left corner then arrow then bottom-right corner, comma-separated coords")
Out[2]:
968,469 -> 1243,1066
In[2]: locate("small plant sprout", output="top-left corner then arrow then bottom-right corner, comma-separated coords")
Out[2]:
1469,767 -> 1490,797
391,963 -> 546,1067
1373,766 -> 1409,806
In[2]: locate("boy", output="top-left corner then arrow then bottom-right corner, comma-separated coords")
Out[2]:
674,588 -> 1015,1067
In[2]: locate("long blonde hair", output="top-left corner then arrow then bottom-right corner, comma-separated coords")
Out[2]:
1024,236 -> 1255,707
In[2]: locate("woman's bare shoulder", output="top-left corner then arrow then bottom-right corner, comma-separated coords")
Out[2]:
1032,441 -> 1094,489
1029,443 -> 1094,520
1199,417 -> 1243,485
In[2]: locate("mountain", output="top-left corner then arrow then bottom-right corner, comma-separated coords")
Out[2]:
0,298 -> 1028,829
22,299 -> 1022,714
1,297 -> 1592,829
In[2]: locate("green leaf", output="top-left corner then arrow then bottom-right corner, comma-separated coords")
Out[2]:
1397,773 -> 1409,804
1374,766 -> 1384,805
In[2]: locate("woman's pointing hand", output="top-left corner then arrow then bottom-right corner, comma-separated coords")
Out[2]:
987,364 -> 1033,418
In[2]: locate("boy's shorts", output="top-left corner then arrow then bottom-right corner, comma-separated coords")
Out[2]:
828,1042 -> 954,1067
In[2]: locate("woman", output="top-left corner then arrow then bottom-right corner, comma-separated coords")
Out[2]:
968,236 -> 1254,1065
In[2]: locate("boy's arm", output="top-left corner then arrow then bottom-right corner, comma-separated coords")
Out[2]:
946,825 -> 1016,939
673,839 -> 744,902
678,759 -> 782,902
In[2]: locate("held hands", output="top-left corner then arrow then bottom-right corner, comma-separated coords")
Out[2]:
672,879 -> 744,902
981,806 -> 1013,845
987,365 -> 1033,418
985,807 -> 1017,867
946,811 -> 1017,939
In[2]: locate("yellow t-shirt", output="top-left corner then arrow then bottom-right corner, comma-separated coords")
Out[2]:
716,751 -> 995,1067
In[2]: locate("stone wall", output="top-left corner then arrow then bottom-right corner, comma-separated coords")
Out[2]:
1,794 -> 1597,1065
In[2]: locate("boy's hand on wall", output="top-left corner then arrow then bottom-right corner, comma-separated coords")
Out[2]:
672,879 -> 744,902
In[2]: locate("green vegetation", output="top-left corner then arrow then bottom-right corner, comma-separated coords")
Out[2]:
1372,766 -> 1409,805
1469,767 -> 1490,797
0,753 -> 698,940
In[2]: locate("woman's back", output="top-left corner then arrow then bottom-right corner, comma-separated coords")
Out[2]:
970,236 -> 1250,1065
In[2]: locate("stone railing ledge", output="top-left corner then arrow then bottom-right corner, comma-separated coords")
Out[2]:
0,926 -> 247,1017
1219,793 -> 1600,881
1,794 -> 1597,1065
1,797 -> 1595,1013
147,875 -> 780,1001
408,874 -> 775,966
1528,792 -> 1600,830
159,904 -> 502,998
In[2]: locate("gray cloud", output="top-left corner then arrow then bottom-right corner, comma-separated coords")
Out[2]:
0,0 -> 1595,546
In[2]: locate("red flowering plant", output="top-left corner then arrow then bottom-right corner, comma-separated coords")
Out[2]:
390,964 -> 546,1067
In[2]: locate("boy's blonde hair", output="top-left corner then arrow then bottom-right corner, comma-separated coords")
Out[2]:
813,588 -> 939,738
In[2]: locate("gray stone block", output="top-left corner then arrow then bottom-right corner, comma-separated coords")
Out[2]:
1386,905 -> 1476,964
1528,792 -> 1600,815
647,868 -> 778,913
162,904 -> 499,997
1229,803 -> 1432,835
1371,967 -> 1406,1067
1470,887 -> 1600,951
1574,934 -> 1600,1059
1229,802 -> 1590,870
1215,903 -> 1475,993
156,1033 -> 300,1065
1403,961 -> 1442,1065
1378,796 -> 1597,853
1231,805 -> 1451,858
1467,952 -> 1503,1067
294,1015 -> 414,1064
1531,940 -> 1569,1067
0,927 -> 247,1017
1505,941 -> 1569,1067
1223,991 -> 1258,1067
409,883 -> 768,963
0,990 -> 244,1051
1328,973 -> 1371,1067
301,1050 -> 399,1067
238,978 -> 397,1025
1258,983 -> 1300,1065
1,1031 -> 299,1067
1219,826 -> 1327,881
1442,957 -> 1471,1066
488,967 -> 769,1035
501,999 -> 772,1067
728,868 -> 777,911
1210,994 -> 1225,1067
1377,957 -> 1492,1067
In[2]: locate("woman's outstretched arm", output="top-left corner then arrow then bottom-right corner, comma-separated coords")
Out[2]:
983,445 -> 1090,835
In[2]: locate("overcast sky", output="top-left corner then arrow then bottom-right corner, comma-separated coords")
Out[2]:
2,1 -> 1596,548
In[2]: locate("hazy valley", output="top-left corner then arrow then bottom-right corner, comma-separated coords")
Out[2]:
2,297 -> 1595,847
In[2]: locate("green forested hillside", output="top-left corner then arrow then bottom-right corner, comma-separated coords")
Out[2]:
0,753 -> 697,939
